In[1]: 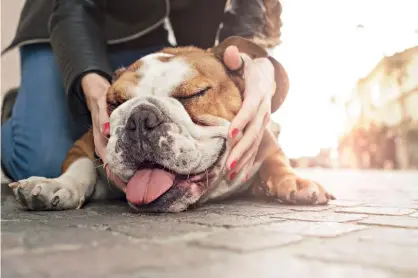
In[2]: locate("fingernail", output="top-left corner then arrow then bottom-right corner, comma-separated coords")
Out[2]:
244,173 -> 248,182
229,160 -> 237,170
229,172 -> 236,180
103,122 -> 110,134
231,128 -> 239,139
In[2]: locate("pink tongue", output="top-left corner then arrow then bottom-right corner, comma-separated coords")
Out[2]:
126,169 -> 175,205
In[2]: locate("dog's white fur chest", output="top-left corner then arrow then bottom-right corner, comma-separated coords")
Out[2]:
198,162 -> 262,203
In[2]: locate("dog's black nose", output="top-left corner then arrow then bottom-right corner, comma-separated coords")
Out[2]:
126,105 -> 163,132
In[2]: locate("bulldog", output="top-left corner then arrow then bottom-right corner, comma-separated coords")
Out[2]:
9,37 -> 335,212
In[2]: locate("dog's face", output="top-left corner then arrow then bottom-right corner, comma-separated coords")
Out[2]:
105,44 -> 248,212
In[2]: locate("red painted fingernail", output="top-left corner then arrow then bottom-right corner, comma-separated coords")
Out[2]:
231,128 -> 239,139
103,122 -> 110,135
229,172 -> 237,180
229,160 -> 237,170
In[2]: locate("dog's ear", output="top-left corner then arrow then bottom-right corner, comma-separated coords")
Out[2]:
211,36 -> 289,112
112,67 -> 127,83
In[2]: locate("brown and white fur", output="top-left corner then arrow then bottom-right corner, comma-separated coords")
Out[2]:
9,37 -> 335,213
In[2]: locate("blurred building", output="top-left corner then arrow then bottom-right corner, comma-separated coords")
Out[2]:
339,46 -> 418,169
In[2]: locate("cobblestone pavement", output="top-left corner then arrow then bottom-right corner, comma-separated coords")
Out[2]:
2,169 -> 418,278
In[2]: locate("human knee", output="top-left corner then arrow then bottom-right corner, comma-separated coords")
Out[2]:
11,149 -> 66,180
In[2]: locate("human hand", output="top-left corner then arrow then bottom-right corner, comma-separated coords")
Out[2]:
223,45 -> 276,181
81,73 -> 111,163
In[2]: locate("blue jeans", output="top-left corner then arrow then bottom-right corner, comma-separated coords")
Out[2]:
1,43 -> 163,181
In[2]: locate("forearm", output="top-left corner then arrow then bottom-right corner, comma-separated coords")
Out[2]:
48,0 -> 113,97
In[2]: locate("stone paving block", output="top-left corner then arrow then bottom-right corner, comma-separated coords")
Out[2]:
271,211 -> 367,222
198,200 -> 335,212
328,200 -> 365,207
194,200 -> 296,215
284,238 -> 418,274
2,233 -> 26,250
341,227 -> 418,247
191,230 -> 303,252
335,206 -> 415,216
1,220 -> 136,255
1,268 -> 47,278
260,221 -> 367,237
359,216 -> 418,229
198,206 -> 294,217
273,204 -> 335,211
196,199 -> 281,208
44,211 -> 225,242
183,213 -> 283,227
362,202 -> 418,209
109,219 -> 223,241
1,243 -> 231,278
1,199 -> 133,223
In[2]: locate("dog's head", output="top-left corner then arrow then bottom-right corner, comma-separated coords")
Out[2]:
105,37 -> 270,212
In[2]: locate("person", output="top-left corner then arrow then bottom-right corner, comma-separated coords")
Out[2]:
1,0 -> 287,183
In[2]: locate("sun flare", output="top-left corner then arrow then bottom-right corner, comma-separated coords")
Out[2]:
271,0 -> 418,158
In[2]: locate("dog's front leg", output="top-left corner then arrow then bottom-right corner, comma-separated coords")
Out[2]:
251,129 -> 335,205
9,131 -> 98,210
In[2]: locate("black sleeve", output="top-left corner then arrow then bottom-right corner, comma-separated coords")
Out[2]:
48,0 -> 112,96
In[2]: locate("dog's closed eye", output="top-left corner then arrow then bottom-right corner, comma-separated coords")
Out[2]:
177,86 -> 212,101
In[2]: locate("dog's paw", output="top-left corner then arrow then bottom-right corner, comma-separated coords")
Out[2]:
257,175 -> 335,205
9,176 -> 83,210
277,177 -> 334,205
